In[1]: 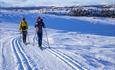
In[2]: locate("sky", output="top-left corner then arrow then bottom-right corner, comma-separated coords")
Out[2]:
0,0 -> 114,7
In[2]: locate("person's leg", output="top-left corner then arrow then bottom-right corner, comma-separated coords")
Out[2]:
22,31 -> 25,43
39,32 -> 42,47
37,31 -> 43,49
37,32 -> 39,46
23,31 -> 27,44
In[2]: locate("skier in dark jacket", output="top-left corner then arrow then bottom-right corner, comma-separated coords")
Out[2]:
35,16 -> 45,49
19,17 -> 28,45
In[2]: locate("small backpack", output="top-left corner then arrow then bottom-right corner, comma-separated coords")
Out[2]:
35,19 -> 43,29
21,21 -> 27,30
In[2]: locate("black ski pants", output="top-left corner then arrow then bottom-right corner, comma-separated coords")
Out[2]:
37,31 -> 43,47
22,31 -> 27,44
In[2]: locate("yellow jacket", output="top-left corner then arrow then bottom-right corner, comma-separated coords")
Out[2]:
19,20 -> 28,31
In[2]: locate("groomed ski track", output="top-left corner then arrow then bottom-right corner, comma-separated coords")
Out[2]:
10,36 -> 89,70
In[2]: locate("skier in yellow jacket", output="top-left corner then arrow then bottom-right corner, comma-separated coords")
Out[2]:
19,17 -> 28,44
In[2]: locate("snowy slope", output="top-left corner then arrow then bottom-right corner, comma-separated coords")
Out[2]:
0,12 -> 115,70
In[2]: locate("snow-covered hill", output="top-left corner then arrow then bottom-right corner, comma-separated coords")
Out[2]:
0,12 -> 115,70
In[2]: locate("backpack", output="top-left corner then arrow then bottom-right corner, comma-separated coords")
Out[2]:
35,19 -> 43,29
20,20 -> 28,30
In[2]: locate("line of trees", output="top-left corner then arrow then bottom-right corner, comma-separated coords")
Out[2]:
69,8 -> 115,18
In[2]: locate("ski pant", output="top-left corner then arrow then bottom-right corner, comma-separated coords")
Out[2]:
37,31 -> 43,47
22,31 -> 27,44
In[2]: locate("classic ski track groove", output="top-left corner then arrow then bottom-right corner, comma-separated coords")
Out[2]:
1,41 -> 6,70
43,40 -> 88,70
1,37 -> 13,70
11,37 -> 38,70
17,38 -> 39,70
54,49 -> 89,70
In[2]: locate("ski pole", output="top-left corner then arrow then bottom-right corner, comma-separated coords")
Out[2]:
33,31 -> 37,46
20,31 -> 22,42
44,28 -> 50,48
27,32 -> 30,44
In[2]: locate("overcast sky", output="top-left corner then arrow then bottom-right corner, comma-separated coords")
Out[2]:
0,0 -> 114,7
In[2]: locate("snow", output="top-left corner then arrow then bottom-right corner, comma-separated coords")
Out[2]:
0,11 -> 115,70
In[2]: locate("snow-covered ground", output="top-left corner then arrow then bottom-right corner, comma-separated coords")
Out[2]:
0,12 -> 115,70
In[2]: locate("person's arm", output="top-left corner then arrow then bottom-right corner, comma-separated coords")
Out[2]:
35,23 -> 37,28
19,21 -> 22,33
35,20 -> 38,28
42,22 -> 46,28
35,23 -> 39,32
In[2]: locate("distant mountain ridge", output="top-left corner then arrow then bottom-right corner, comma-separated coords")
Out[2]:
0,4 -> 114,10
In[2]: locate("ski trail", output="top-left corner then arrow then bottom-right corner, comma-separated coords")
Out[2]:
11,37 -> 38,70
17,38 -> 38,70
47,49 -> 79,70
1,37 -> 15,70
11,38 -> 24,70
54,49 -> 89,70
43,41 -> 88,70
1,43 -> 6,70
1,41 -> 6,70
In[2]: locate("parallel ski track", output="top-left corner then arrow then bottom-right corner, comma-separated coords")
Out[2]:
2,37 -> 15,70
11,37 -> 38,70
43,40 -> 89,70
2,42 -> 6,70
54,49 -> 89,70
1,40 -> 5,70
